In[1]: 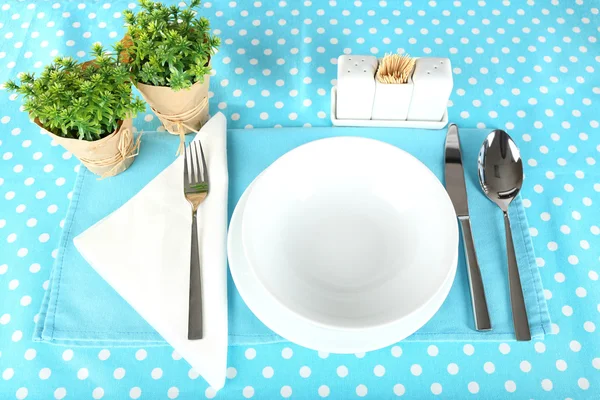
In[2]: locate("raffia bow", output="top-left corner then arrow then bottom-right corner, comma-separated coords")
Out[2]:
79,128 -> 142,179
144,96 -> 209,156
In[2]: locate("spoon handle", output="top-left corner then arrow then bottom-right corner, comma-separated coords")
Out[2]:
503,211 -> 531,341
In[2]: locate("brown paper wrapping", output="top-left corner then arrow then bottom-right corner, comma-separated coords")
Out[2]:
136,77 -> 210,135
36,118 -> 137,178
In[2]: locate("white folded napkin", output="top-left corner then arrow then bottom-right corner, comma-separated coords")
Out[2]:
74,113 -> 229,390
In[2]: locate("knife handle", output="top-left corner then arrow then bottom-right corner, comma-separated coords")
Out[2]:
458,216 -> 492,331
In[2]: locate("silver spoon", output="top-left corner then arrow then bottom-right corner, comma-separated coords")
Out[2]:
477,130 -> 531,341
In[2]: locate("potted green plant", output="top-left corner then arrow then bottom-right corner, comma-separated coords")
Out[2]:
122,0 -> 220,154
5,44 -> 146,177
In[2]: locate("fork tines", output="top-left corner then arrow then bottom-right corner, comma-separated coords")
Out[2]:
184,140 -> 209,192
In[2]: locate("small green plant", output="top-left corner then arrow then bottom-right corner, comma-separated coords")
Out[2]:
122,0 -> 220,91
5,44 -> 146,141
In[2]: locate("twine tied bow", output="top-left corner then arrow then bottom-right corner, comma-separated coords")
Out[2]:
147,97 -> 209,155
79,128 -> 141,179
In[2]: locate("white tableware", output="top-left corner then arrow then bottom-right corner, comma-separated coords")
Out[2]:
371,76 -> 414,121
229,175 -> 457,353
228,137 -> 459,353
335,55 -> 378,120
330,87 -> 449,129
406,58 -> 453,122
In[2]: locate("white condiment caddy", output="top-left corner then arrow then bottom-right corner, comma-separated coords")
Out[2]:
332,55 -> 453,129
330,87 -> 449,129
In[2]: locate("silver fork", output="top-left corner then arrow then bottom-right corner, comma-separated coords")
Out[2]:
183,140 -> 209,340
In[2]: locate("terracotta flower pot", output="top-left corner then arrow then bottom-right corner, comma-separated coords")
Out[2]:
36,118 -> 138,178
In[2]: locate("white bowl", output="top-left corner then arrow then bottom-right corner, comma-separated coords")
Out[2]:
228,176 -> 456,353
240,137 -> 458,333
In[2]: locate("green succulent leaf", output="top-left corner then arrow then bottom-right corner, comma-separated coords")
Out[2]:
4,80 -> 20,91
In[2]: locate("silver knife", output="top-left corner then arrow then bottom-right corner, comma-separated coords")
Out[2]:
444,124 -> 492,331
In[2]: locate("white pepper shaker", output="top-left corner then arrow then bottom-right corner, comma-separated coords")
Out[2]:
406,58 -> 453,122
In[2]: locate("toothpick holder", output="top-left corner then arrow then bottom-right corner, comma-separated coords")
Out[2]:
335,55 -> 378,120
371,77 -> 414,121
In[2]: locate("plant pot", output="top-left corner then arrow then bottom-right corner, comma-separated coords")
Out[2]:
35,118 -> 138,178
136,77 -> 210,135
119,33 -> 211,154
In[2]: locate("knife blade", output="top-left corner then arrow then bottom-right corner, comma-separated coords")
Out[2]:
444,124 -> 492,331
445,124 -> 470,217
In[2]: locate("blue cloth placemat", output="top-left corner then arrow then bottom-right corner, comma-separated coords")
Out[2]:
34,127 -> 551,346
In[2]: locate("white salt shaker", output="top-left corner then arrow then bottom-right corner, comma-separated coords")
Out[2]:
406,58 -> 453,122
335,55 -> 378,120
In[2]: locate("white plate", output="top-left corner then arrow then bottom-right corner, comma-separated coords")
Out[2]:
330,87 -> 449,129
228,138 -> 459,353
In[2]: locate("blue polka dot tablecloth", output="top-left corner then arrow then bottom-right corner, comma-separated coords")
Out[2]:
0,0 -> 599,399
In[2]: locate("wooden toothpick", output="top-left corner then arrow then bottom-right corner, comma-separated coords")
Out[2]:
376,53 -> 416,84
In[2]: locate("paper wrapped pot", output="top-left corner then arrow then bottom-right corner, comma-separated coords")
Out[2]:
35,118 -> 137,178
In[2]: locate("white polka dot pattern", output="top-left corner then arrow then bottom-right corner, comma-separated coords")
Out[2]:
0,0 -> 598,399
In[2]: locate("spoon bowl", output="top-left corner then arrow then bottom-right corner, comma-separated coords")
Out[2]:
477,130 -> 523,211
